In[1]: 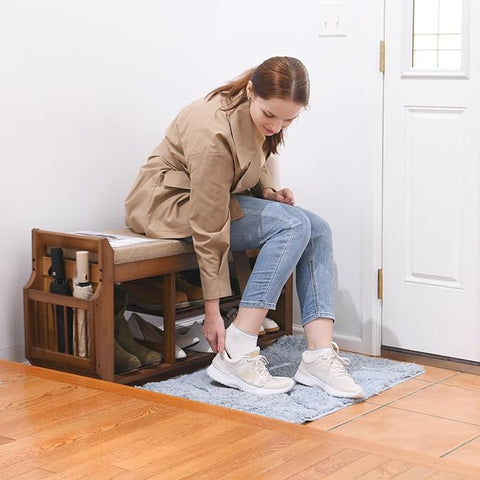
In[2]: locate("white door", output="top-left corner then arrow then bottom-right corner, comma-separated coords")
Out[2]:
382,0 -> 480,361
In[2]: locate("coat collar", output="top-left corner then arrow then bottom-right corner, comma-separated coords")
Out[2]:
227,100 -> 266,169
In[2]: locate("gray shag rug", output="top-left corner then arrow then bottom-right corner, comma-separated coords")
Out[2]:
140,335 -> 424,424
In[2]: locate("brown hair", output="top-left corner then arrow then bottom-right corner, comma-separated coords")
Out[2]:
207,56 -> 310,157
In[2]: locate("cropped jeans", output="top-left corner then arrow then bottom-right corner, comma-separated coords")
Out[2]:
230,195 -> 335,326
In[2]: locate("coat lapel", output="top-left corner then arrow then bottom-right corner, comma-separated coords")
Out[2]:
228,101 -> 266,192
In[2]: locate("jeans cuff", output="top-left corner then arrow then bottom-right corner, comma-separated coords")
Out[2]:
239,300 -> 278,310
302,312 -> 335,326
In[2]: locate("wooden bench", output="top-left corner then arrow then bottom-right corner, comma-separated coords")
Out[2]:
23,228 -> 293,384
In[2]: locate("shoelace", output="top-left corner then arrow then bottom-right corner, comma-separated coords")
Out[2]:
321,342 -> 351,377
247,354 -> 272,382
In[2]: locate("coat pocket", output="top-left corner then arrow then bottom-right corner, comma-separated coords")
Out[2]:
163,171 -> 191,190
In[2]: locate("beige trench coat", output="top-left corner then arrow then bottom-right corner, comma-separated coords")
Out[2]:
125,94 -> 275,299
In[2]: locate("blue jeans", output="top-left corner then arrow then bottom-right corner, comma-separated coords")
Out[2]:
230,195 -> 335,326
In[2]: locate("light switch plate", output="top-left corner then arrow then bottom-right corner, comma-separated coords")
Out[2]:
318,0 -> 348,37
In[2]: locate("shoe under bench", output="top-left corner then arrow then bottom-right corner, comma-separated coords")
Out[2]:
23,228 -> 293,385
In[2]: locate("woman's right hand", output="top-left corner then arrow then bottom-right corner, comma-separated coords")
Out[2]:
263,187 -> 295,205
203,298 -> 225,353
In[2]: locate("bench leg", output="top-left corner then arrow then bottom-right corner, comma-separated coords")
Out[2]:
163,273 -> 176,364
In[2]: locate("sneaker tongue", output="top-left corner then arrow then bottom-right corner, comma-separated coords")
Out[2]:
247,347 -> 261,358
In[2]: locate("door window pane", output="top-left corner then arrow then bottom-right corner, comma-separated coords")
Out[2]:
413,34 -> 438,50
438,50 -> 462,67
412,0 -> 463,70
438,34 -> 462,50
438,0 -> 463,32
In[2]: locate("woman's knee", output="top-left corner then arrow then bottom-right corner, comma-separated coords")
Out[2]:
267,203 -> 312,245
298,208 -> 332,244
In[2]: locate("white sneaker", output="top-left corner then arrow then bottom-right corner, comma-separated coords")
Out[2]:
294,342 -> 365,399
262,317 -> 279,333
207,347 -> 294,395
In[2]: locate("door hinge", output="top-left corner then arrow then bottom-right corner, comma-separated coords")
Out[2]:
379,40 -> 385,73
377,268 -> 383,300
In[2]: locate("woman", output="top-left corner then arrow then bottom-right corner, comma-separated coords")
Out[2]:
125,56 -> 364,398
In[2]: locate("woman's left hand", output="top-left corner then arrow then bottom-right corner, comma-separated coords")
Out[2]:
263,187 -> 295,205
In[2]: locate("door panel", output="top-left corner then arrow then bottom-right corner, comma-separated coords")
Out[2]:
405,106 -> 465,289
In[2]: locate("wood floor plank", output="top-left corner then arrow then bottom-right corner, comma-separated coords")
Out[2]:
286,446 -> 367,479
0,399 -> 182,478
32,461 -> 130,480
0,378 -> 76,411
354,459 -> 416,479
321,454 -> 390,479
394,465 -> 444,480
0,395 -> 170,458
217,436 -> 327,479
0,371 -> 35,385
112,422 -> 268,480
426,472 -> 473,480
144,429 -> 286,480
183,434 -> 302,480
0,388 -> 106,438
112,422 -> 256,476
9,467 -> 55,480
254,443 -> 345,480
43,409 -> 193,472
0,436 -> 15,446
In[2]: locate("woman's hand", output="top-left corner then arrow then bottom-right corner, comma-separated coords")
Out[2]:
203,298 -> 225,353
263,187 -> 295,205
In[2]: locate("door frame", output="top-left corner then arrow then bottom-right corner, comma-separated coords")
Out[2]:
331,2 -> 385,357
336,30 -> 385,357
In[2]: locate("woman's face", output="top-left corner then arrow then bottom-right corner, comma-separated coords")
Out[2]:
246,81 -> 304,137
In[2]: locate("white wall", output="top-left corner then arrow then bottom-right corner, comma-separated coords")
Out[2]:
0,0 -> 383,361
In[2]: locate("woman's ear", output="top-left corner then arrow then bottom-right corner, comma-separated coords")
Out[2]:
246,80 -> 253,99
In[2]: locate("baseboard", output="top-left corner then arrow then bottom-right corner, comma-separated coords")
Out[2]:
292,324 -> 303,335
0,344 -> 27,363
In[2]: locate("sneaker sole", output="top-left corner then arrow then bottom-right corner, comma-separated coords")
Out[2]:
188,299 -> 204,307
263,327 -> 280,333
294,370 -> 365,399
207,364 -> 293,395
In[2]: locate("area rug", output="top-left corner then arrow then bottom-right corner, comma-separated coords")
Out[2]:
140,335 -> 424,424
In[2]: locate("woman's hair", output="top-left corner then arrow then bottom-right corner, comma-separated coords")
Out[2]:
207,56 -> 310,157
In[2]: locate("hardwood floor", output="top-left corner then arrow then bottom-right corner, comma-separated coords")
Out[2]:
1,360 -> 479,479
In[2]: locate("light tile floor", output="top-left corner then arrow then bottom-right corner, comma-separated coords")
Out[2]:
306,366 -> 480,470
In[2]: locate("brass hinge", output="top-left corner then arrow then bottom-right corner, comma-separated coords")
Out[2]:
377,268 -> 383,300
379,40 -> 385,73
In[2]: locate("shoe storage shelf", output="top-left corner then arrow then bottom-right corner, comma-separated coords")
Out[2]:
23,229 -> 293,385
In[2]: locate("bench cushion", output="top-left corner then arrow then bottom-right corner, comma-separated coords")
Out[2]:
106,229 -> 194,265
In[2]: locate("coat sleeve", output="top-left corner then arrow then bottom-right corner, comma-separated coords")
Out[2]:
250,163 -> 277,198
188,151 -> 235,299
